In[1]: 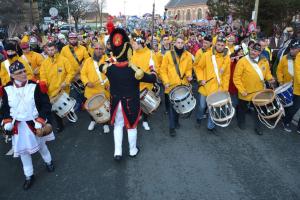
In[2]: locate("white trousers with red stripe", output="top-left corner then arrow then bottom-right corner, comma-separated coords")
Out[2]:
114,102 -> 138,156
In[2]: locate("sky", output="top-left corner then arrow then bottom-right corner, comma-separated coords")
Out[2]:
103,0 -> 170,16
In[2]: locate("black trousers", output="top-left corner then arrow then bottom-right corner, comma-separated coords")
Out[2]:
283,95 -> 300,128
236,99 -> 262,130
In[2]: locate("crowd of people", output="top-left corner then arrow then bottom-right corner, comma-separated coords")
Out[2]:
0,18 -> 299,190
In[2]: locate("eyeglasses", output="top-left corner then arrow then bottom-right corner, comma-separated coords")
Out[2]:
94,48 -> 104,50
13,70 -> 26,75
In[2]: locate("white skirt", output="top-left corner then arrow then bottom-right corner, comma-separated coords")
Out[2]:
12,121 -> 55,157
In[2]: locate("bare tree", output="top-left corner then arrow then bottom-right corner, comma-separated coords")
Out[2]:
69,0 -> 90,31
0,0 -> 24,36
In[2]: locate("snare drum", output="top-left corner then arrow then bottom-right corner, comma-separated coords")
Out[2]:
169,85 -> 196,115
51,91 -> 78,122
84,94 -> 110,123
206,91 -> 235,127
140,89 -> 161,115
275,82 -> 293,107
252,89 -> 284,129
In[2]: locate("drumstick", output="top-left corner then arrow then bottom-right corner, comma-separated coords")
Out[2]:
199,77 -> 214,87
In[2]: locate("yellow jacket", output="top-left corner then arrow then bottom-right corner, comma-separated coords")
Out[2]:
131,47 -> 158,91
60,44 -> 90,75
80,57 -> 110,99
40,54 -> 75,98
276,55 -> 293,84
155,51 -> 163,77
293,53 -> 300,95
233,56 -> 273,101
194,50 -> 231,96
21,51 -> 44,79
193,48 -> 212,72
0,56 -> 34,85
160,50 -> 193,94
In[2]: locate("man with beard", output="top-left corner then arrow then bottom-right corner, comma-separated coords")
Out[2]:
160,35 -> 193,136
40,42 -> 75,132
81,42 -> 110,133
194,36 -> 231,132
234,43 -> 275,135
60,32 -> 90,111
277,39 -> 300,133
0,43 -> 34,86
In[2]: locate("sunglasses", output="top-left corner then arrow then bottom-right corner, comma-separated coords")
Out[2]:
94,48 -> 104,50
13,70 -> 26,75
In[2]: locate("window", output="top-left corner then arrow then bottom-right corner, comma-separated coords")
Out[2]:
186,9 -> 191,21
197,8 -> 202,20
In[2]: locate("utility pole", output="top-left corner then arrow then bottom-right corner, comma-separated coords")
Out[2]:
29,0 -> 34,26
66,0 -> 71,30
151,0 -> 155,49
254,0 -> 259,23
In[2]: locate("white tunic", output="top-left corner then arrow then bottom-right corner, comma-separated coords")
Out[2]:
5,82 -> 55,157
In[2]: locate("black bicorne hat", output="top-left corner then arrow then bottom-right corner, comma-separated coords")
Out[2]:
109,28 -> 132,62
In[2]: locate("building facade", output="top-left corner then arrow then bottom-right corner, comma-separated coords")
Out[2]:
165,0 -> 208,23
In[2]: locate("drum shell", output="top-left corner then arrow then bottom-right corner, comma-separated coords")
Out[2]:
140,89 -> 161,115
51,92 -> 76,118
85,94 -> 110,123
169,85 -> 196,114
275,82 -> 293,107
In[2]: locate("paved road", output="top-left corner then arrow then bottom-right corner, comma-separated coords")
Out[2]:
1,98 -> 300,200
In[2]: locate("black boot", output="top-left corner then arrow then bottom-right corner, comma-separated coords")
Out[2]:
45,161 -> 55,172
23,175 -> 35,190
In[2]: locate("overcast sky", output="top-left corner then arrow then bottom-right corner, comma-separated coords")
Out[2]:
103,0 -> 170,16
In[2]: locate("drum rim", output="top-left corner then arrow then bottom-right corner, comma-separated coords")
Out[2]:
50,90 -> 66,104
169,85 -> 192,103
206,91 -> 230,106
85,94 -> 107,111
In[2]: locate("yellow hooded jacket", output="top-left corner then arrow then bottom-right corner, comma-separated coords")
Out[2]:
131,47 -> 158,91
0,56 -> 34,85
21,51 -> 44,79
160,50 -> 193,94
293,53 -> 300,95
60,44 -> 90,75
194,50 -> 231,96
80,57 -> 110,99
233,56 -> 273,101
39,54 -> 75,98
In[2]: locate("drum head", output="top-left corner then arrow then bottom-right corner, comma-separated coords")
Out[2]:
275,82 -> 293,94
206,91 -> 230,106
252,90 -> 274,106
170,86 -> 190,101
86,94 -> 106,111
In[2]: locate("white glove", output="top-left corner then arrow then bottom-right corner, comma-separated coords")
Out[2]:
4,122 -> 13,131
34,121 -> 42,129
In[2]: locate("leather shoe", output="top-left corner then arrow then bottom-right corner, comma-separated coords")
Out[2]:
129,147 -> 140,158
169,128 -> 176,137
45,161 -> 55,172
114,155 -> 122,161
23,175 -> 35,190
255,128 -> 263,135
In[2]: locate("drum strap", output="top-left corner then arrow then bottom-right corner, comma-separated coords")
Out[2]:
287,59 -> 294,77
171,51 -> 182,79
245,55 -> 264,83
69,46 -> 83,66
93,60 -> 108,85
3,60 -> 10,76
211,55 -> 221,85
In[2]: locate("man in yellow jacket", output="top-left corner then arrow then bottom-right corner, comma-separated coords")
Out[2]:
131,34 -> 158,131
81,43 -> 110,133
194,36 -> 231,132
160,35 -> 193,136
40,42 -> 75,132
277,39 -> 300,132
20,42 -> 44,80
0,43 -> 34,86
193,35 -> 213,74
233,43 -> 275,135
60,32 -> 90,111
